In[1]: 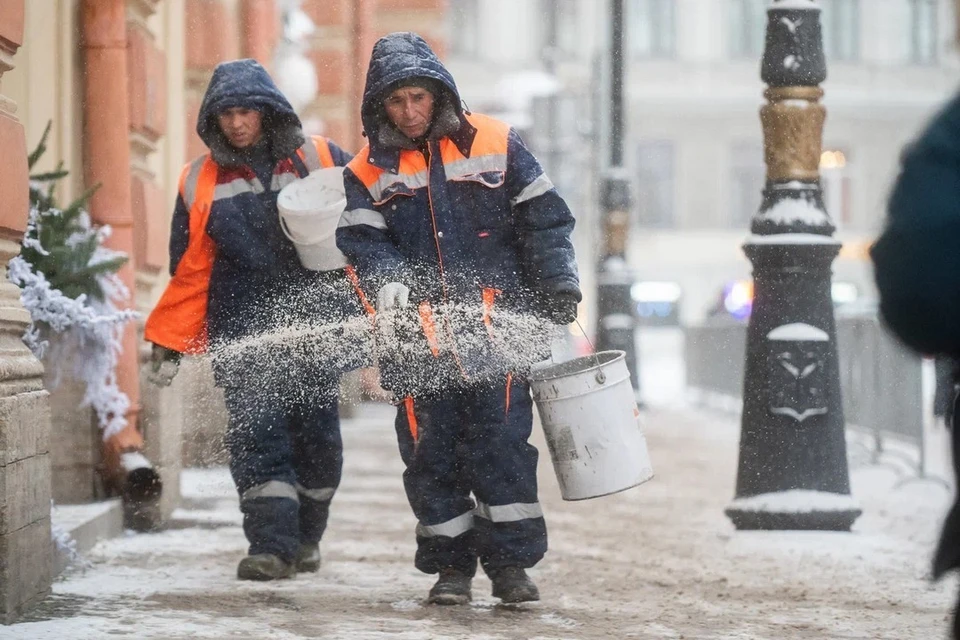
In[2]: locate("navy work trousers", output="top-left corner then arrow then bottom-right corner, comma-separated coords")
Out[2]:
395,375 -> 547,576
223,384 -> 342,563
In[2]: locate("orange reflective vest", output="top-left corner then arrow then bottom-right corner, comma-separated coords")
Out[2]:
144,136 -> 339,354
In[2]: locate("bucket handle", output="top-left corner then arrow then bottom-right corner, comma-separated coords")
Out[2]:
574,318 -> 606,385
279,212 -> 300,244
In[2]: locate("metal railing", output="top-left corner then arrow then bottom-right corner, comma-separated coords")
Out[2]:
685,315 -> 939,481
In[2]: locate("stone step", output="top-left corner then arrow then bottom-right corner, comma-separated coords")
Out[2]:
50,499 -> 123,576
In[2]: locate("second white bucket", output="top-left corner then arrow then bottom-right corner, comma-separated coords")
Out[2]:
529,350 -> 654,501
277,166 -> 348,271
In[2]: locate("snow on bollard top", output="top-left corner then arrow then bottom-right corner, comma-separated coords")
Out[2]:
767,323 -> 829,342
770,0 -> 821,10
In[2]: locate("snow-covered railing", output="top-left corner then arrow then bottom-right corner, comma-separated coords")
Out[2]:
685,315 -> 929,478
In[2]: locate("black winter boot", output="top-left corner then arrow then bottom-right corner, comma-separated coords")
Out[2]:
296,542 -> 321,573
427,568 -> 473,605
237,554 -> 296,581
490,567 -> 540,603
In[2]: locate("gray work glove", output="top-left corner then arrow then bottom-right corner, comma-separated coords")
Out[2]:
377,282 -> 411,312
540,293 -> 580,325
147,343 -> 182,387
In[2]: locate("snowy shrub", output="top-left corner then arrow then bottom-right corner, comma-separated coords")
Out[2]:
8,122 -> 138,440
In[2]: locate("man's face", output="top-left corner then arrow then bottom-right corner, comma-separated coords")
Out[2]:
217,107 -> 263,149
383,86 -> 435,140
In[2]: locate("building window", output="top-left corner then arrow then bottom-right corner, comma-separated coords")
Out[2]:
550,0 -> 581,57
728,0 -> 767,59
637,141 -> 675,228
729,142 -> 765,228
909,0 -> 938,65
449,0 -> 481,57
821,148 -> 852,228
629,0 -> 676,59
820,0 -> 860,62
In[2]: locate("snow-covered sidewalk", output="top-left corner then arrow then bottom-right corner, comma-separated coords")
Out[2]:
5,396 -> 957,640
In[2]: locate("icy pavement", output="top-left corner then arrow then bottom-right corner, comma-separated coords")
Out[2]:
3,392 -> 955,640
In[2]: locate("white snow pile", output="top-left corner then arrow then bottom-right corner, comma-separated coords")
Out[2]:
728,489 -> 861,513
8,206 -> 138,440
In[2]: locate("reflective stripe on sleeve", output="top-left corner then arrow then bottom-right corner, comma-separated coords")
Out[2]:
296,483 -> 336,503
415,511 -> 475,538
301,138 -> 322,172
339,208 -> 388,230
474,501 -> 543,523
510,174 -> 555,207
241,480 -> 299,503
214,177 -> 262,201
181,157 -> 207,210
444,153 -> 508,179
270,172 -> 299,192
369,170 -> 428,202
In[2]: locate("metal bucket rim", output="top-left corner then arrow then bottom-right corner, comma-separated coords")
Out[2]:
529,350 -> 625,382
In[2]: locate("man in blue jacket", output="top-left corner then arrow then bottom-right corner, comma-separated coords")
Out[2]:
337,32 -> 581,605
146,59 -> 364,581
872,91 -> 960,637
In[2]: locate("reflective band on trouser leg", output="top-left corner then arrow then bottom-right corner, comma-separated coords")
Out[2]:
296,484 -> 336,503
239,479 -> 301,561
415,511 -> 475,539
404,396 -> 418,441
242,480 -> 300,503
509,173 -> 555,206
474,501 -> 543,523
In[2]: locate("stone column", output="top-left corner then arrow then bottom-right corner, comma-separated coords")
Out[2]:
0,0 -> 54,623
241,0 -> 278,67
81,0 -> 147,492
127,0 -> 182,523
302,0 -> 446,149
184,0 -> 240,159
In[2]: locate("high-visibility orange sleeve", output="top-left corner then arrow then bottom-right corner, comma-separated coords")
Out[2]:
144,159 -> 218,354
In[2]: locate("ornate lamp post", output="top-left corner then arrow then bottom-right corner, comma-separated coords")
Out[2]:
596,0 -> 640,400
724,0 -> 861,531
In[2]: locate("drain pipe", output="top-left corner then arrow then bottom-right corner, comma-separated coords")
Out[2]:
81,0 -> 162,526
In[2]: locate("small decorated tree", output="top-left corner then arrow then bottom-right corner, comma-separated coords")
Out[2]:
8,122 -> 138,439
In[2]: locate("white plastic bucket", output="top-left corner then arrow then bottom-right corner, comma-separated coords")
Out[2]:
277,166 -> 348,271
529,350 -> 654,501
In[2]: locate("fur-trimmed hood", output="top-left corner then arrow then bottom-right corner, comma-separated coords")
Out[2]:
360,32 -> 473,163
197,59 -> 305,167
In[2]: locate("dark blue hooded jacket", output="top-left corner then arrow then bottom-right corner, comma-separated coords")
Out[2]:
872,92 -> 960,583
872,93 -> 960,357
146,59 -> 360,385
336,33 -> 582,311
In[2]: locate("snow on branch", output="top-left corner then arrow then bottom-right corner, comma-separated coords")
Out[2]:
9,204 -> 138,440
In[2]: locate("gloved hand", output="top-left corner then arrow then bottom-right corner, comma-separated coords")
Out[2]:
146,343 -> 182,387
377,282 -> 410,312
540,294 -> 580,325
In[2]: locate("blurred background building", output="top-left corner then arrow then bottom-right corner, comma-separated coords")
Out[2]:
443,0 -> 960,326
